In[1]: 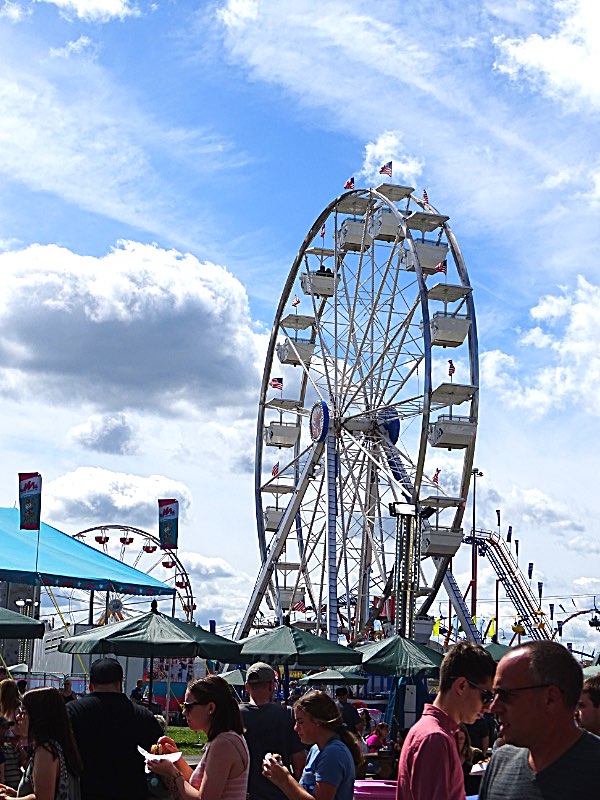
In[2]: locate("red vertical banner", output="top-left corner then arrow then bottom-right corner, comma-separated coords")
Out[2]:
158,499 -> 179,550
19,472 -> 42,530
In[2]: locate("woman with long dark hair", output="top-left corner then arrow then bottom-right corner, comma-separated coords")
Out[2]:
148,675 -> 249,800
0,687 -> 81,800
263,690 -> 362,800
0,680 -> 26,792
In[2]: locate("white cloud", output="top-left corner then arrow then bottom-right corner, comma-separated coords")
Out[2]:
44,466 -> 192,527
360,131 -> 423,188
0,241 -> 264,413
68,413 -> 139,455
36,0 -> 139,22
493,0 -> 600,111
50,35 -> 99,59
0,0 -> 30,20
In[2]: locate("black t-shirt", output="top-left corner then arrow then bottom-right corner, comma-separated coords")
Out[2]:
240,702 -> 305,800
336,699 -> 361,734
67,691 -> 162,800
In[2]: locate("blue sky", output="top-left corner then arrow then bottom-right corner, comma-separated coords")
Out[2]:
1,0 -> 599,653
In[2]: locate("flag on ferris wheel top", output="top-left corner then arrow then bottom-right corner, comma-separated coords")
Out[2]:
379,161 -> 392,177
432,467 -> 441,484
272,462 -> 279,477
19,472 -> 42,531
344,176 -> 355,189
269,377 -> 283,390
158,498 -> 179,550
435,259 -> 447,274
423,189 -> 429,204
320,224 -> 326,238
448,360 -> 456,377
291,295 -> 300,307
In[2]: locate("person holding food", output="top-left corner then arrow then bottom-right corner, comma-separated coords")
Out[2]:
262,690 -> 362,800
148,676 -> 249,800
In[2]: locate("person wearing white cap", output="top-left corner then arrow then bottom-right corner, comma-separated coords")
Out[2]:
240,662 -> 306,800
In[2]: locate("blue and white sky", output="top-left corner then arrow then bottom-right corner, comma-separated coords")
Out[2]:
1,0 -> 599,653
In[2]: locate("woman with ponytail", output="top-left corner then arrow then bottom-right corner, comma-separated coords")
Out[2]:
263,690 -> 362,800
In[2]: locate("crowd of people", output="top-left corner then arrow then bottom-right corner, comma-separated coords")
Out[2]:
0,640 -> 598,800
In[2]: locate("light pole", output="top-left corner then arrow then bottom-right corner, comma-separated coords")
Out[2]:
471,468 -> 483,619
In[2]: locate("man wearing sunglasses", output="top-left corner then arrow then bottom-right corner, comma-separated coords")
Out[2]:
396,641 -> 496,800
479,641 -> 600,799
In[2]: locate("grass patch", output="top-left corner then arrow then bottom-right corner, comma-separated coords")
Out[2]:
166,725 -> 207,756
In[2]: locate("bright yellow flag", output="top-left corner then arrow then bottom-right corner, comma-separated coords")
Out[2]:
433,618 -> 441,637
488,617 -> 496,638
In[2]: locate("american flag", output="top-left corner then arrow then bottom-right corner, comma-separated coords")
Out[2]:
448,360 -> 456,377
272,462 -> 279,477
423,189 -> 429,204
291,294 -> 300,307
435,259 -> 447,274
269,377 -> 283,390
432,468 -> 441,484
320,224 -> 326,238
379,161 -> 392,177
344,176 -> 354,189
291,600 -> 306,612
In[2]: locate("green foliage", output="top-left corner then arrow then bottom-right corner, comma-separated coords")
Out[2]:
166,725 -> 207,755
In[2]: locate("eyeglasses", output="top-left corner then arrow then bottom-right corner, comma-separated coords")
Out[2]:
489,684 -> 553,704
180,701 -> 205,713
449,676 -> 494,705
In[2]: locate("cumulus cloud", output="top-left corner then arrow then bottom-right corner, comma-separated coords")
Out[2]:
493,0 -> 600,111
360,131 -> 423,187
0,241 -> 264,413
68,413 -> 139,455
480,276 -> 600,417
36,0 -> 140,22
44,466 -> 192,527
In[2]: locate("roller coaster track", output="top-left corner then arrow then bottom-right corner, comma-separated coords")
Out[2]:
464,528 -> 552,640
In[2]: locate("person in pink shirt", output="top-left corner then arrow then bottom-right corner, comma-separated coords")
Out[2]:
396,642 -> 496,800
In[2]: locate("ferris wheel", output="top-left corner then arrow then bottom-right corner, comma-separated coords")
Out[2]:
238,183 -> 478,642
48,525 -> 195,626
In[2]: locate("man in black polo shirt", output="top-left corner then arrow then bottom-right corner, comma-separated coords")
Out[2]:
67,658 -> 162,800
335,686 -> 362,734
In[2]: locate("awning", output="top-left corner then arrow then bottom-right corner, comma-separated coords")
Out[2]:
0,507 -> 173,596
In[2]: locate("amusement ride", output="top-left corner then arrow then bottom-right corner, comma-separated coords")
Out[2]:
236,181 -> 556,648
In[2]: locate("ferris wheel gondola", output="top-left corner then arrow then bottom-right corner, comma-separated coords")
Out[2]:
239,183 -> 478,642
48,524 -> 196,625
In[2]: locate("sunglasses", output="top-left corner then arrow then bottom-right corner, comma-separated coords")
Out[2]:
180,701 -> 205,712
450,676 -> 494,705
488,684 -> 553,704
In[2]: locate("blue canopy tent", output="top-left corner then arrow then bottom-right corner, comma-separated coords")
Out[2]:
0,507 -> 174,597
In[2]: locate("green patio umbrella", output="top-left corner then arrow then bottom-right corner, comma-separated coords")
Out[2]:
238,625 -> 363,666
298,668 -> 368,686
0,607 -> 45,639
355,634 -> 442,677
58,607 -> 241,661
485,641 -> 511,662
220,668 -> 247,687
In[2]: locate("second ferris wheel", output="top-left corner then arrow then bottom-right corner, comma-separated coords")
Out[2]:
238,182 -> 478,643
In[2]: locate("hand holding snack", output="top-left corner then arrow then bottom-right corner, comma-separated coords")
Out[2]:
156,735 -> 178,755
263,753 -> 289,788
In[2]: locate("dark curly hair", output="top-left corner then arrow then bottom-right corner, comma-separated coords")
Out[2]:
187,676 -> 243,741
22,687 -> 82,776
